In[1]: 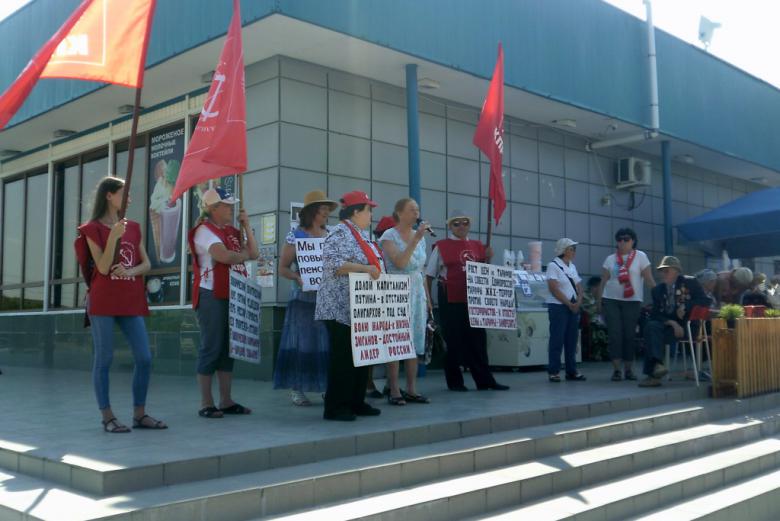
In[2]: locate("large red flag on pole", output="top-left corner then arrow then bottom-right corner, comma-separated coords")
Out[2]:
0,0 -> 156,130
170,0 -> 247,203
472,43 -> 506,227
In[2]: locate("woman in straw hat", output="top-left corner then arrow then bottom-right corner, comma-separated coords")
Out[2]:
274,190 -> 338,406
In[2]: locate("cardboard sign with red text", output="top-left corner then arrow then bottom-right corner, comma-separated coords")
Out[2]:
466,261 -> 517,330
349,273 -> 415,367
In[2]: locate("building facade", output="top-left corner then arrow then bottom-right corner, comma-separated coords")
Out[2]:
1,0 -> 778,379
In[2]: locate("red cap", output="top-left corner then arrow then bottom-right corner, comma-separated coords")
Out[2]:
340,190 -> 377,208
375,216 -> 396,235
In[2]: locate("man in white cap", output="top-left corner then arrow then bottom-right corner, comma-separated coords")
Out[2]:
640,256 -> 709,387
425,210 -> 508,391
188,187 -> 259,417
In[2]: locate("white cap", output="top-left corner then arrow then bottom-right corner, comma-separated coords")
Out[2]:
201,187 -> 239,208
554,238 -> 578,256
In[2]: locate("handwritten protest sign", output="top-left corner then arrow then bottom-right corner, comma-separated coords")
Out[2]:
295,237 -> 324,291
349,273 -> 415,367
228,271 -> 261,364
466,261 -> 517,330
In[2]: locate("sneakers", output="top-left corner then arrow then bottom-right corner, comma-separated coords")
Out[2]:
652,363 -> 669,379
639,377 -> 662,387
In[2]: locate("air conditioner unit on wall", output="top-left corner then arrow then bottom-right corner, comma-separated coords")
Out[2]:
616,157 -> 652,190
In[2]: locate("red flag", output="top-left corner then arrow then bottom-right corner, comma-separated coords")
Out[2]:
473,43 -> 506,225
170,0 -> 247,202
0,0 -> 156,130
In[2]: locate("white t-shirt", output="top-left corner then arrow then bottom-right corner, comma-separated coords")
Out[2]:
194,226 -> 224,291
602,250 -> 651,302
545,258 -> 581,304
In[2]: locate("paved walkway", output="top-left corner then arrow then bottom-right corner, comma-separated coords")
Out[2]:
0,362 -> 702,474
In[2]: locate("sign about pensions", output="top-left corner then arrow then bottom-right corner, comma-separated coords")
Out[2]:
295,237 -> 324,291
466,261 -> 517,330
228,271 -> 262,364
348,273 -> 415,367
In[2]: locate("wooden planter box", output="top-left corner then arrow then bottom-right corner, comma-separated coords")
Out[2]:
712,317 -> 780,398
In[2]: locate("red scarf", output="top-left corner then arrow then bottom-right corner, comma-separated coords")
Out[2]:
343,220 -> 384,273
616,249 -> 637,298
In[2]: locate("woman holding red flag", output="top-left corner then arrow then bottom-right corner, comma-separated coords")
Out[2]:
315,191 -> 384,421
79,176 -> 166,433
598,228 -> 656,382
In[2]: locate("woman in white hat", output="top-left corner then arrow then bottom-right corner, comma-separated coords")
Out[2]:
274,190 -> 338,406
546,238 -> 586,382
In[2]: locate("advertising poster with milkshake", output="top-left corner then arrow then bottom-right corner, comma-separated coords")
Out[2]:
148,126 -> 185,267
147,126 -> 185,303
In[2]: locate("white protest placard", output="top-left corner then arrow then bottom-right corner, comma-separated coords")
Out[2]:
466,261 -> 517,330
349,273 -> 415,367
228,271 -> 262,364
295,237 -> 324,291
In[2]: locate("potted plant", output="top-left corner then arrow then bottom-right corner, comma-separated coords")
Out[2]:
719,304 -> 745,329
764,309 -> 780,318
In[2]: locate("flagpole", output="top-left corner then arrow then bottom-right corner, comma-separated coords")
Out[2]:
119,86 -> 143,219
486,197 -> 493,249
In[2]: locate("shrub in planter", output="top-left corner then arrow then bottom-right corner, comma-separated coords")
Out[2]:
719,304 -> 745,328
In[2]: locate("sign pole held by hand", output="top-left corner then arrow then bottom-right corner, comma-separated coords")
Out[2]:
119,86 -> 143,219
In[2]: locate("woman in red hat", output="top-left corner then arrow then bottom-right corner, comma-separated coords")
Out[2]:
315,191 -> 384,421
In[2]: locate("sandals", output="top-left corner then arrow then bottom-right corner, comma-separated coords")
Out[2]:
387,395 -> 406,406
102,417 -> 131,433
133,414 -> 168,430
220,402 -> 251,415
291,390 -> 312,407
548,374 -> 561,383
400,390 -> 430,404
198,406 -> 224,418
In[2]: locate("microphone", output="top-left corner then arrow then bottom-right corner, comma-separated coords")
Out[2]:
416,218 -> 436,237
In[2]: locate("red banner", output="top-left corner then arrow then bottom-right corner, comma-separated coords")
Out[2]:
0,0 -> 156,129
170,0 -> 247,202
472,43 -> 506,225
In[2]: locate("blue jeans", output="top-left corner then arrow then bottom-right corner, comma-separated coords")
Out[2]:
89,315 -> 152,410
548,303 -> 580,376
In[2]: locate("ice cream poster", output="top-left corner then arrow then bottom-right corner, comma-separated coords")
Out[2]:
147,125 -> 185,267
189,175 -> 237,228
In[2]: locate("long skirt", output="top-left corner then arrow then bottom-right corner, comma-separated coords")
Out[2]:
273,294 -> 329,392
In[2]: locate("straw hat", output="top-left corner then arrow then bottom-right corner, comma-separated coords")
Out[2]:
656,256 -> 682,272
302,190 -> 338,211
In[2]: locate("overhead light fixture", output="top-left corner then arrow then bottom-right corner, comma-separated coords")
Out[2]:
201,70 -> 215,83
118,104 -> 144,114
53,129 -> 76,138
0,149 -> 21,158
675,154 -> 694,164
417,77 -> 440,90
552,119 -> 577,129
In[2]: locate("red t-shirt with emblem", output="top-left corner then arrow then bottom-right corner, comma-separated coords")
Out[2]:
79,220 -> 149,316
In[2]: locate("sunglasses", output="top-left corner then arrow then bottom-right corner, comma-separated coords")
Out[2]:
451,220 -> 470,227
617,236 -> 633,243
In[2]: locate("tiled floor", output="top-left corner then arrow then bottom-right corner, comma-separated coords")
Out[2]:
0,362 -> 702,473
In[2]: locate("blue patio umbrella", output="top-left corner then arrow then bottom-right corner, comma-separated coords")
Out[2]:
677,187 -> 780,258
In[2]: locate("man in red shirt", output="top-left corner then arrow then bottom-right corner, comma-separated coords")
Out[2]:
189,187 -> 259,418
425,210 -> 508,391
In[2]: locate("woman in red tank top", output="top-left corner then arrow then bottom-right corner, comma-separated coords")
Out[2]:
79,177 -> 167,433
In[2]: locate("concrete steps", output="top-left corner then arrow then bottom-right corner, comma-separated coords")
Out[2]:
1,391 -> 778,520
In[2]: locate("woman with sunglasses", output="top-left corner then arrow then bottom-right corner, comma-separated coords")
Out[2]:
598,228 -> 656,381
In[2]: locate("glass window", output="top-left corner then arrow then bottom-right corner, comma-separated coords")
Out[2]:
2,179 -> 24,286
0,288 -> 21,311
80,151 -> 109,222
24,174 -> 47,285
115,142 -> 147,226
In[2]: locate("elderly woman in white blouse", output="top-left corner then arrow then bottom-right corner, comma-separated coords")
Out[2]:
546,238 -> 586,382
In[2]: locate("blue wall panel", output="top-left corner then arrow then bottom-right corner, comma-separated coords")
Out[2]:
1,0 -> 779,171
